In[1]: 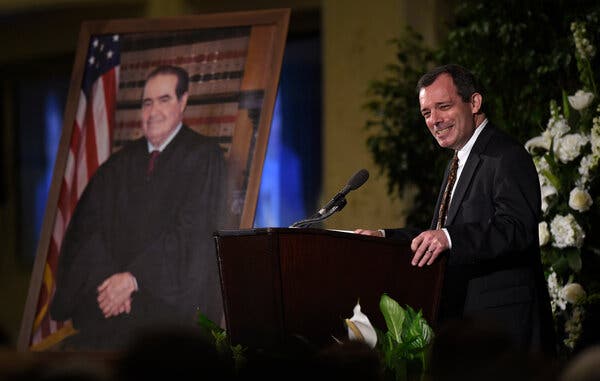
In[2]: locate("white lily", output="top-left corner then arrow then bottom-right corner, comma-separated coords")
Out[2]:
568,90 -> 595,110
541,184 -> 558,213
525,132 -> 551,152
345,301 -> 377,348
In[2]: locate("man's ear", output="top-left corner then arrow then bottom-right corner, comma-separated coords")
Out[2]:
180,92 -> 189,112
471,92 -> 482,114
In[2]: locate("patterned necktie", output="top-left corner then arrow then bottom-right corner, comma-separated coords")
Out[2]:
436,151 -> 459,229
147,150 -> 160,176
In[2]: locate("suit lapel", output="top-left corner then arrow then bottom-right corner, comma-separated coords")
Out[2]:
445,123 -> 495,225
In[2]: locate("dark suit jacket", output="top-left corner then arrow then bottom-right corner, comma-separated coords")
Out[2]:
385,123 -> 555,354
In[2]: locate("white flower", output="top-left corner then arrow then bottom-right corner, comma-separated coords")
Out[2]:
568,90 -> 595,110
535,156 -> 551,173
525,132 -> 552,153
541,184 -> 558,213
548,115 -> 570,138
538,221 -> 550,246
561,283 -> 587,304
345,302 -> 377,348
591,119 -> 600,155
572,21 -> 596,59
564,305 -> 584,349
550,214 -> 585,248
578,154 -> 597,181
553,133 -> 589,163
569,187 -> 593,212
547,271 -> 567,313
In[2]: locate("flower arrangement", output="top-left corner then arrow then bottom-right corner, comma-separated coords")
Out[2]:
345,294 -> 434,381
196,296 -> 433,381
525,21 -> 600,354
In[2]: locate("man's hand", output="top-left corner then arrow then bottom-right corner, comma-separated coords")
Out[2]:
97,272 -> 137,318
353,229 -> 383,237
410,229 -> 449,267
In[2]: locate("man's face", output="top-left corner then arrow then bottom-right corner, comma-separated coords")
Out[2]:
418,73 -> 481,151
141,73 -> 188,147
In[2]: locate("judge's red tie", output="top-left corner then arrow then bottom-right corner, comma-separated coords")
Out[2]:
147,150 -> 160,176
436,151 -> 459,229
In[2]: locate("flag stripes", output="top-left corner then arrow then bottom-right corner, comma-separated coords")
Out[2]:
29,35 -> 120,348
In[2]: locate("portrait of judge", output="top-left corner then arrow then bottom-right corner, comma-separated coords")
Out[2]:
50,65 -> 227,350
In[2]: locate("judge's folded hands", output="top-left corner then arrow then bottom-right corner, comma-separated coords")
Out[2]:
353,228 -> 449,267
97,272 -> 138,318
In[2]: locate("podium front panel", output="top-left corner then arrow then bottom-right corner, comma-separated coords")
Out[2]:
214,228 -> 444,349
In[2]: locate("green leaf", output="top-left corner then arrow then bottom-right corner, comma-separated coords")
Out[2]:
566,249 -> 583,273
562,89 -> 570,119
380,294 -> 406,343
197,310 -> 224,335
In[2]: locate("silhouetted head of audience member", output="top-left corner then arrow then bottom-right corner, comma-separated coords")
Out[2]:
559,345 -> 600,381
0,324 -> 11,348
428,317 -> 558,381
113,325 -> 234,381
235,333 -> 318,381
312,340 -> 383,381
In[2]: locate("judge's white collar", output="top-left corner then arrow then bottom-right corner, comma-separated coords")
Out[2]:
147,122 -> 183,153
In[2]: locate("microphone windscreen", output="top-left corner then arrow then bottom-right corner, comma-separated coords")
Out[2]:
347,169 -> 369,190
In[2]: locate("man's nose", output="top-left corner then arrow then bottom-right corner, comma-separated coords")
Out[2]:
430,109 -> 442,124
148,103 -> 160,117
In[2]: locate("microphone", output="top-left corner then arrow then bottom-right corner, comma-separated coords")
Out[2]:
289,169 -> 369,228
317,169 -> 369,216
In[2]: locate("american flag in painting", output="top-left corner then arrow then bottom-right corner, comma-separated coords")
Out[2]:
29,34 -> 120,348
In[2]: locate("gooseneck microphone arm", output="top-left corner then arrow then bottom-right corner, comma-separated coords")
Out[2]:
289,199 -> 347,228
289,169 -> 369,228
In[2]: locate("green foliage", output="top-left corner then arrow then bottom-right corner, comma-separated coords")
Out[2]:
437,0 -> 600,142
364,27 -> 442,226
364,0 -> 600,228
196,311 -> 247,372
376,294 -> 434,381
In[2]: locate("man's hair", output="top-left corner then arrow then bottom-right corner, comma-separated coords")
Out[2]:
416,64 -> 486,112
145,65 -> 190,99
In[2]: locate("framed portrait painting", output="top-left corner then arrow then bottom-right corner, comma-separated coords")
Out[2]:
18,8 -> 290,351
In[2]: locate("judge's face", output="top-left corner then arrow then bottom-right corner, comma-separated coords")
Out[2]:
418,73 -> 481,151
141,73 -> 188,147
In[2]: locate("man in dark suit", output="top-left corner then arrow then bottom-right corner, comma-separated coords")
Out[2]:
355,64 -> 555,354
51,65 -> 227,350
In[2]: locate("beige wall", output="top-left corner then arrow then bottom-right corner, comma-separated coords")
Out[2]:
321,0 -> 446,230
321,0 -> 405,230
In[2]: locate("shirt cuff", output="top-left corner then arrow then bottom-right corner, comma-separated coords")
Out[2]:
442,228 -> 452,249
130,274 -> 139,292
378,229 -> 386,237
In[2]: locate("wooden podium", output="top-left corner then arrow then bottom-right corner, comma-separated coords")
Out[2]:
213,228 -> 445,350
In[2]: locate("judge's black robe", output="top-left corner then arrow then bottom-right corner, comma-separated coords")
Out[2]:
50,126 -> 227,350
